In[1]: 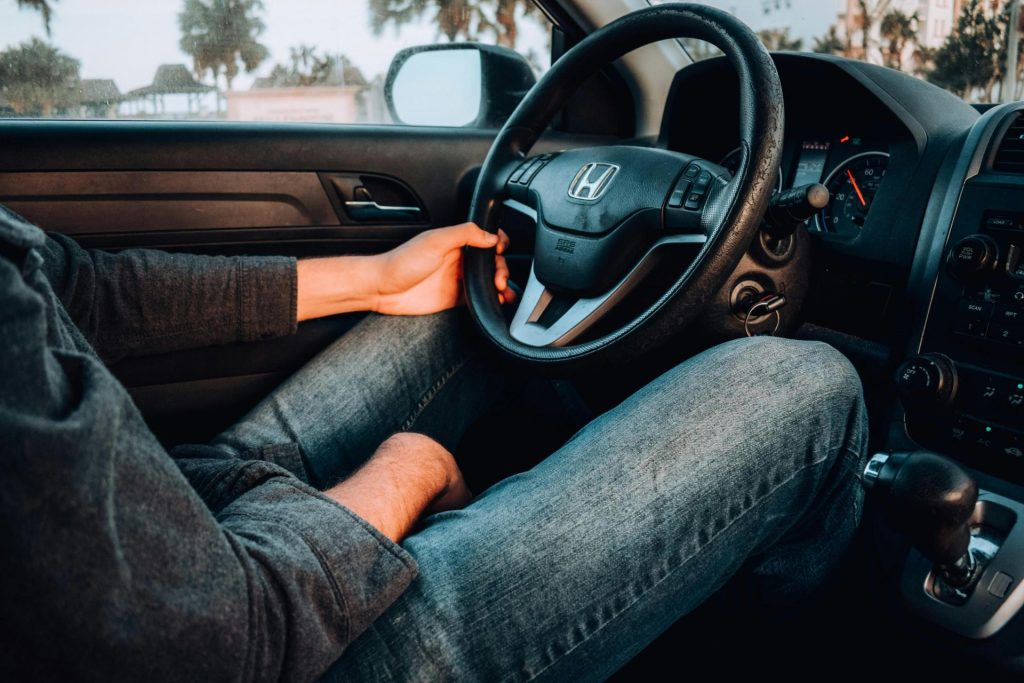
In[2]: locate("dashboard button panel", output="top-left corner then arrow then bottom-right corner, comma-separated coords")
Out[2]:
908,363 -> 1024,472
913,187 -> 1024,481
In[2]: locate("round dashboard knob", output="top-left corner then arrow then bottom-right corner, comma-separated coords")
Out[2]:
946,234 -> 998,282
895,353 -> 958,409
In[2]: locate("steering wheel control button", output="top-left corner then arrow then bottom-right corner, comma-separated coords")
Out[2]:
672,168 -> 717,211
667,178 -> 692,209
521,159 -> 549,184
510,164 -> 530,184
693,171 -> 712,192
509,154 -> 556,188
989,572 -> 1014,599
946,234 -> 999,282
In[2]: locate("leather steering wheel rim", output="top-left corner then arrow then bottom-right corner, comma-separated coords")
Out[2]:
464,3 -> 784,371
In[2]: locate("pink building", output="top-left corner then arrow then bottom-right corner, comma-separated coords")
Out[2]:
226,85 -> 366,124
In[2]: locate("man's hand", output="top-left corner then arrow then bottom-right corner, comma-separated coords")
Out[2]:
325,433 -> 471,543
372,223 -> 515,315
295,223 -> 515,321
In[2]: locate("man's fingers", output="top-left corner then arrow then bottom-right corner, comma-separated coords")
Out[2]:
440,222 -> 499,250
494,254 -> 517,305
496,229 -> 511,255
494,254 -> 510,291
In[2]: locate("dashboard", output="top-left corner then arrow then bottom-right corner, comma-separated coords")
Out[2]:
659,53 -> 978,344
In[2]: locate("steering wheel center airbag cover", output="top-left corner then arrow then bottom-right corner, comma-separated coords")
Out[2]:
530,146 -> 688,295
533,146 -> 686,235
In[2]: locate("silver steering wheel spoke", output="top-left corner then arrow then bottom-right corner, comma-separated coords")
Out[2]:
501,197 -> 537,222
509,233 -> 707,347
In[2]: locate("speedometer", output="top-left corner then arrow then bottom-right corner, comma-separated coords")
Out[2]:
816,152 -> 889,237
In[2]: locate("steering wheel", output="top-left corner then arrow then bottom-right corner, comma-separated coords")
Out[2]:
463,3 -> 783,371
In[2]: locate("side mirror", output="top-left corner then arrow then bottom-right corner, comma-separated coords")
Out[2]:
384,43 -> 536,128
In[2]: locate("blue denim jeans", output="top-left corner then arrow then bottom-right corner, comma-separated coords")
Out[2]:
213,310 -> 868,682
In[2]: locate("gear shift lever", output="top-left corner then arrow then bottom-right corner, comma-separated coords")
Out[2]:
863,451 -> 979,587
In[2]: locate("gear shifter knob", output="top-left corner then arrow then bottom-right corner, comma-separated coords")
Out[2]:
864,451 -> 978,583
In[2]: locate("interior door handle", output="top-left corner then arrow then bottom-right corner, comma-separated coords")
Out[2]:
343,200 -> 423,222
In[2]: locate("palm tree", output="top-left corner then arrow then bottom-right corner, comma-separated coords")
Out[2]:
0,37 -> 80,115
369,0 -> 539,48
290,44 -> 317,76
178,0 -> 269,100
757,28 -> 803,52
854,0 -> 893,61
928,0 -> 1005,100
879,10 -> 918,70
813,26 -> 848,56
12,0 -> 56,34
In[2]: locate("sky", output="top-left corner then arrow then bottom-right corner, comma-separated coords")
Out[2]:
0,1 -> 847,94
0,0 -> 551,92
699,0 -> 845,43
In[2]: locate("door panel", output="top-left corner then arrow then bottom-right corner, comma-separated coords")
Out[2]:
0,171 -> 342,233
0,120 -> 606,444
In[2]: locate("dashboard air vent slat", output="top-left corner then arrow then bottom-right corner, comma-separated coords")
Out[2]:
993,114 -> 1024,173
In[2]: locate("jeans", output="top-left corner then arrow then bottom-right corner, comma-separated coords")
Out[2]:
212,310 -> 868,682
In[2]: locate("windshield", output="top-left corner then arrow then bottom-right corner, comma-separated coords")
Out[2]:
652,0 -> 1024,104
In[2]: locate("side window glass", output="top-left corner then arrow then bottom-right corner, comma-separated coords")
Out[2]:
0,0 -> 551,126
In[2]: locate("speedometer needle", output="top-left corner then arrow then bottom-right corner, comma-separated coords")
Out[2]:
846,169 -> 867,207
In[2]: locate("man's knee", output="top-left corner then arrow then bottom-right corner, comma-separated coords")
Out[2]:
709,335 -> 863,411
651,335 -> 866,475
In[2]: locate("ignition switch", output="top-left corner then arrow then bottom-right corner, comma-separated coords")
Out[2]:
730,280 -> 787,336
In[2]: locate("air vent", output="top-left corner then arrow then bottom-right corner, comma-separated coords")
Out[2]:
993,113 -> 1024,173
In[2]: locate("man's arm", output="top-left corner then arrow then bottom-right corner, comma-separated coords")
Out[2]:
0,252 -> 420,681
295,222 -> 514,320
42,223 -> 513,362
327,433 -> 473,542
41,232 -> 298,362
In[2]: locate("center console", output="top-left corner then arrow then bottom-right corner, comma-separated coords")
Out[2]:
901,109 -> 1024,483
880,104 -> 1024,663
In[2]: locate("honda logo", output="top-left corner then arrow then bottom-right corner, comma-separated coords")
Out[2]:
568,162 -> 619,201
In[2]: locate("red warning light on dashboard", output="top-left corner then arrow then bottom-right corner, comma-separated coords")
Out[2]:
839,135 -> 850,143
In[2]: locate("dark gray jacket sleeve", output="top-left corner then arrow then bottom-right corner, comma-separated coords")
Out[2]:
39,232 -> 297,362
0,251 -> 418,681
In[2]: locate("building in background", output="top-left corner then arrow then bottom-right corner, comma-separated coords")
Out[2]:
227,54 -> 386,124
121,64 -> 217,119
226,85 -> 364,123
75,79 -> 121,118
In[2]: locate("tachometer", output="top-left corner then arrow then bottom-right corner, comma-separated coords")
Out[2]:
816,152 -> 889,237
719,147 -> 783,194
